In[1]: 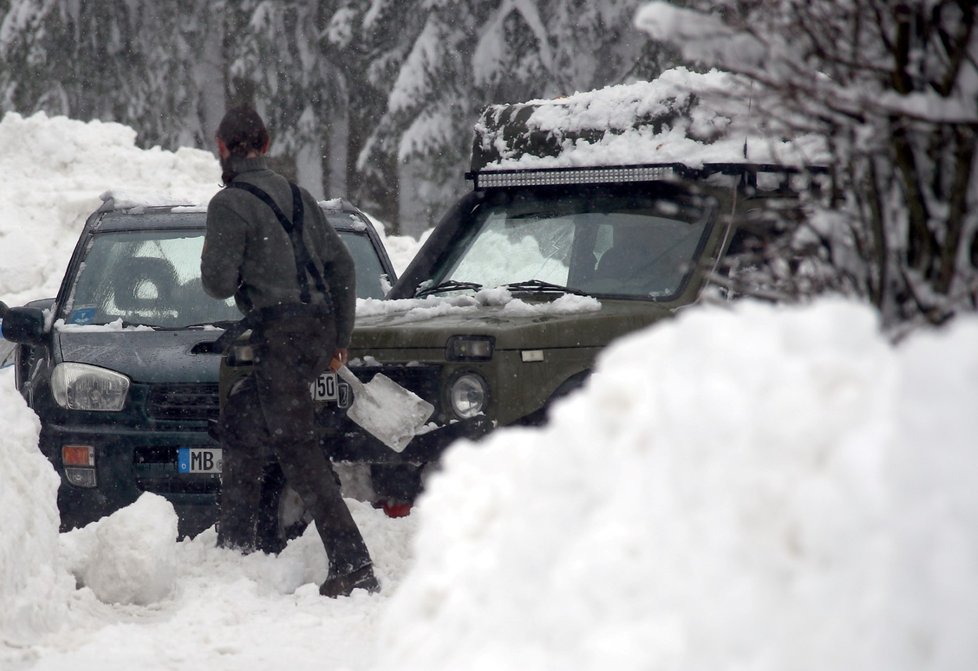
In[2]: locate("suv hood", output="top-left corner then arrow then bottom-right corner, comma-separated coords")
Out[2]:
56,329 -> 223,384
352,298 -> 675,351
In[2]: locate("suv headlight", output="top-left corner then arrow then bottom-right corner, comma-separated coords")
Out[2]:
51,363 -> 130,411
448,372 -> 488,419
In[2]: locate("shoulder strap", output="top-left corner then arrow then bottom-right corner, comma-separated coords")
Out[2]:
228,181 -> 331,306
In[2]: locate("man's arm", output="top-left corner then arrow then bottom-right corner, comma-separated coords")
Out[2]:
201,198 -> 247,300
314,208 -> 356,348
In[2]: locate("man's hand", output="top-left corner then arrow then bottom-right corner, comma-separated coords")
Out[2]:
329,348 -> 349,372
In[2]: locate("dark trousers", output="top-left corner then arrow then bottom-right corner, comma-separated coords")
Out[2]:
218,314 -> 372,575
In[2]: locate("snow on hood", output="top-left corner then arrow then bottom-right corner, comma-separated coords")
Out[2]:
355,288 -> 601,322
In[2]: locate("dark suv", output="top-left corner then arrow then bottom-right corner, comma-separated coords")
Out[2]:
2,195 -> 397,539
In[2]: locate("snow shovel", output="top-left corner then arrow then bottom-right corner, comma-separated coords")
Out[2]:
335,365 -> 434,453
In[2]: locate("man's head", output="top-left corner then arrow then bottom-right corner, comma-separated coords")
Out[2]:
216,106 -> 270,184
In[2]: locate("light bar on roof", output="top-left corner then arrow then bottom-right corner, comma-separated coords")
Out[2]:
473,165 -> 675,189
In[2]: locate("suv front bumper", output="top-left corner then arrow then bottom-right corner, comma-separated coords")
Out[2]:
39,421 -> 220,537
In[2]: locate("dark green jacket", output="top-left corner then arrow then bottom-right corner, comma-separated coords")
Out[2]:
201,157 -> 356,347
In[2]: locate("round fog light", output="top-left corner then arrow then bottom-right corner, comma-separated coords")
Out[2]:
449,373 -> 488,419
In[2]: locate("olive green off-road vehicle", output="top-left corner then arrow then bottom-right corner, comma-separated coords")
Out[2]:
345,72 -> 826,506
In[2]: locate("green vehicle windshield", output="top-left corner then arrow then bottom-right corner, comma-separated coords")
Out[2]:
423,185 -> 714,299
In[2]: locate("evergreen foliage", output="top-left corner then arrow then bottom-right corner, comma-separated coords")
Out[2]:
639,0 -> 978,330
0,0 -> 675,229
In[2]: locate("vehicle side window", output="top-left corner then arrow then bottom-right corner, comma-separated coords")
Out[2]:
586,215 -> 707,297
337,231 -> 390,300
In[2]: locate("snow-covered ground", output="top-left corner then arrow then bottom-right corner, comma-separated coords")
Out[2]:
3,112 -> 978,671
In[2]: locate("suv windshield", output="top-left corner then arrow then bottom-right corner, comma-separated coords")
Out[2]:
427,185 -> 714,299
63,225 -> 386,328
65,229 -> 240,328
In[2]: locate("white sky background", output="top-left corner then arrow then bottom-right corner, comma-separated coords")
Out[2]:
2,74 -> 978,670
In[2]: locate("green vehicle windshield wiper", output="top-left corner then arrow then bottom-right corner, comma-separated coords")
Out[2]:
504,279 -> 588,296
416,280 -> 484,298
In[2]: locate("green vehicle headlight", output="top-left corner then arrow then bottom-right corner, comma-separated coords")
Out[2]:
448,373 -> 488,419
446,335 -> 494,361
52,362 -> 130,411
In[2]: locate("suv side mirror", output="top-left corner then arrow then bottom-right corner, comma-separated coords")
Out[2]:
1,306 -> 47,345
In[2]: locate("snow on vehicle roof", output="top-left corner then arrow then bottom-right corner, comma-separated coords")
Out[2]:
471,67 -> 829,172
320,197 -> 346,210
100,190 -> 207,212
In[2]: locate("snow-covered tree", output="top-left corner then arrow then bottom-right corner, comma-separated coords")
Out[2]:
351,0 -> 679,232
0,0 -> 220,148
637,0 -> 978,331
0,1 -> 679,233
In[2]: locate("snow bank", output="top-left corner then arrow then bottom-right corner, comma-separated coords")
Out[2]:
61,493 -> 179,605
0,378 -> 74,644
375,298 -> 978,671
0,111 -> 220,306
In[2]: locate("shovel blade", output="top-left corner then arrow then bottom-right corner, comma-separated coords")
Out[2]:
346,372 -> 434,452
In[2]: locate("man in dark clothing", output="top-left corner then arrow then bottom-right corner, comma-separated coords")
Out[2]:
201,106 -> 378,598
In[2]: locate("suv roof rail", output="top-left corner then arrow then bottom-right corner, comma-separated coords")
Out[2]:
96,191 -> 202,214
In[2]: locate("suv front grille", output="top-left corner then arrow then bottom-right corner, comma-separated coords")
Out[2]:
353,364 -> 443,412
146,383 -> 220,422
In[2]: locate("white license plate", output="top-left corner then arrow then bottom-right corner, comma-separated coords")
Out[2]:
310,372 -> 338,401
178,447 -> 222,474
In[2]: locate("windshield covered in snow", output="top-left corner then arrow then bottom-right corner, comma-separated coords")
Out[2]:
61,227 -> 387,328
424,185 -> 714,299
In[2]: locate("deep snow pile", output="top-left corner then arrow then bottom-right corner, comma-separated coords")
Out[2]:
375,299 -> 978,671
60,493 -> 179,605
2,297 -> 977,669
0,373 -> 73,646
0,112 -> 220,307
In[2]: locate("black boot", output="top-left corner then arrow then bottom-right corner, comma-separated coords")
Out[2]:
319,563 -> 380,598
